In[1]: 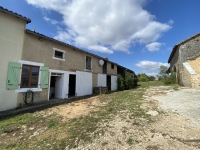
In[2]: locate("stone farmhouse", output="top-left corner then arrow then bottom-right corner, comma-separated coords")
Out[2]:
0,6 -> 135,111
168,32 -> 200,88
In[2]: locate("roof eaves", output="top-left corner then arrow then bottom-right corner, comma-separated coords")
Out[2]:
0,6 -> 31,24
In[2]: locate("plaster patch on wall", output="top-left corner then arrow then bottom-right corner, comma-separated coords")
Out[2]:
183,62 -> 196,75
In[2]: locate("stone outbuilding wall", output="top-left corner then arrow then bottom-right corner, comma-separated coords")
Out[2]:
168,33 -> 200,87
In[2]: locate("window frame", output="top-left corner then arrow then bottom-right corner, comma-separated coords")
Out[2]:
15,60 -> 44,92
85,55 -> 92,71
20,64 -> 40,88
52,48 -> 65,61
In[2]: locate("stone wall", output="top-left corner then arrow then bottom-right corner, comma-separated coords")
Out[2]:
179,35 -> 200,63
170,34 -> 200,85
182,65 -> 192,87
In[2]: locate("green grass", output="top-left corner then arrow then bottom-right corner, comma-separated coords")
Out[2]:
0,81 -> 164,149
138,81 -> 165,88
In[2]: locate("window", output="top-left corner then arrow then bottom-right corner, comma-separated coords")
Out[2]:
111,63 -> 114,69
21,65 -> 39,88
54,50 -> 63,59
86,56 -> 91,70
52,48 -> 65,61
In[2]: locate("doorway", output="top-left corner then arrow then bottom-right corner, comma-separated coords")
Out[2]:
107,75 -> 111,91
68,74 -> 76,97
49,73 -> 63,99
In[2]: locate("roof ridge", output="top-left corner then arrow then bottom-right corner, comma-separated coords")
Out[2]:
0,6 -> 31,23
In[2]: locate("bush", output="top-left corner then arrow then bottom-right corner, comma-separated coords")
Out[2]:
164,73 -> 176,85
117,76 -> 124,91
139,76 -> 149,82
124,71 -> 134,90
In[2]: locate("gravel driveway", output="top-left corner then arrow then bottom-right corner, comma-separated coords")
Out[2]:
152,88 -> 200,126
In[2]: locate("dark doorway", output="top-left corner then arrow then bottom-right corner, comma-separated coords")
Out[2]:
68,74 -> 76,97
50,76 -> 56,99
107,75 -> 111,91
103,61 -> 107,74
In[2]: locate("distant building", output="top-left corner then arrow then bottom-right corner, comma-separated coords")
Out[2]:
168,32 -> 200,88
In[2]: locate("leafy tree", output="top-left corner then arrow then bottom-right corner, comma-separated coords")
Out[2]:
117,76 -> 124,91
158,65 -> 168,79
148,76 -> 156,81
124,71 -> 134,89
137,73 -> 149,82
117,71 -> 135,90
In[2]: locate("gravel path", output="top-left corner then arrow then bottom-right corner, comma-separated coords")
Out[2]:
152,88 -> 200,126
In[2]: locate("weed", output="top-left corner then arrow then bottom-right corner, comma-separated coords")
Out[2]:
127,137 -> 133,145
48,119 -> 59,128
102,141 -> 108,146
6,143 -> 16,149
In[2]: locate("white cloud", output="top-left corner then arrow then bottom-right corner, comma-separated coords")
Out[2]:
43,16 -> 59,25
136,60 -> 169,70
146,42 -> 164,52
26,0 -> 172,54
88,45 -> 113,54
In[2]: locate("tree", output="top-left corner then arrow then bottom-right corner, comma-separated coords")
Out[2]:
148,76 -> 155,81
137,73 -> 149,82
158,65 -> 168,79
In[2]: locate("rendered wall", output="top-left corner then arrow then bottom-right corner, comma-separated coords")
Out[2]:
0,12 -> 26,111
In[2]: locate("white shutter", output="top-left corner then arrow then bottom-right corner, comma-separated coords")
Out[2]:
111,75 -> 117,91
97,74 -> 106,87
76,71 -> 92,96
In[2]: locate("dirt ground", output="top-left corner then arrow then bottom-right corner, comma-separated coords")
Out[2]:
69,86 -> 200,150
1,86 -> 200,149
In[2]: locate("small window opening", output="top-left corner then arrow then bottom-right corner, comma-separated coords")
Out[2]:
54,50 -> 63,59
111,63 -> 114,69
86,56 -> 91,70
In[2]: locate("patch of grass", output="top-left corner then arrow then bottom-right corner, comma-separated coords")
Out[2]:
102,141 -> 108,146
173,85 -> 179,90
0,113 -> 41,134
48,119 -> 59,128
0,80 -> 163,149
6,143 -> 16,149
127,137 -> 133,145
138,81 -> 165,88
132,122 -> 140,126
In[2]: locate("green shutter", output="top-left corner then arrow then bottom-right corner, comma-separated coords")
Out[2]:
40,66 -> 49,88
6,62 -> 21,90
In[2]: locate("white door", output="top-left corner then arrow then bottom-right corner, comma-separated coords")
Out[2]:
63,73 -> 69,99
98,74 -> 106,87
76,71 -> 92,96
55,76 -> 63,98
111,75 -> 117,91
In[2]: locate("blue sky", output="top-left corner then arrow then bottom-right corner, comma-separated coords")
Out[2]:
1,0 -> 200,76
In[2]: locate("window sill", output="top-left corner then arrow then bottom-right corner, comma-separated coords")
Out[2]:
15,88 -> 42,93
52,57 -> 65,61
84,69 -> 93,72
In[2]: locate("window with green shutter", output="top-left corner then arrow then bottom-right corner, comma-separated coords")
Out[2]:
6,62 -> 21,90
40,66 -> 49,88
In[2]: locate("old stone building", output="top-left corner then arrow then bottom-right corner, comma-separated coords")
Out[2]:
168,32 -> 200,88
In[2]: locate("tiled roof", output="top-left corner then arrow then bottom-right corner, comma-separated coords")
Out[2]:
26,29 -> 134,73
168,32 -> 200,63
0,6 -> 31,24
